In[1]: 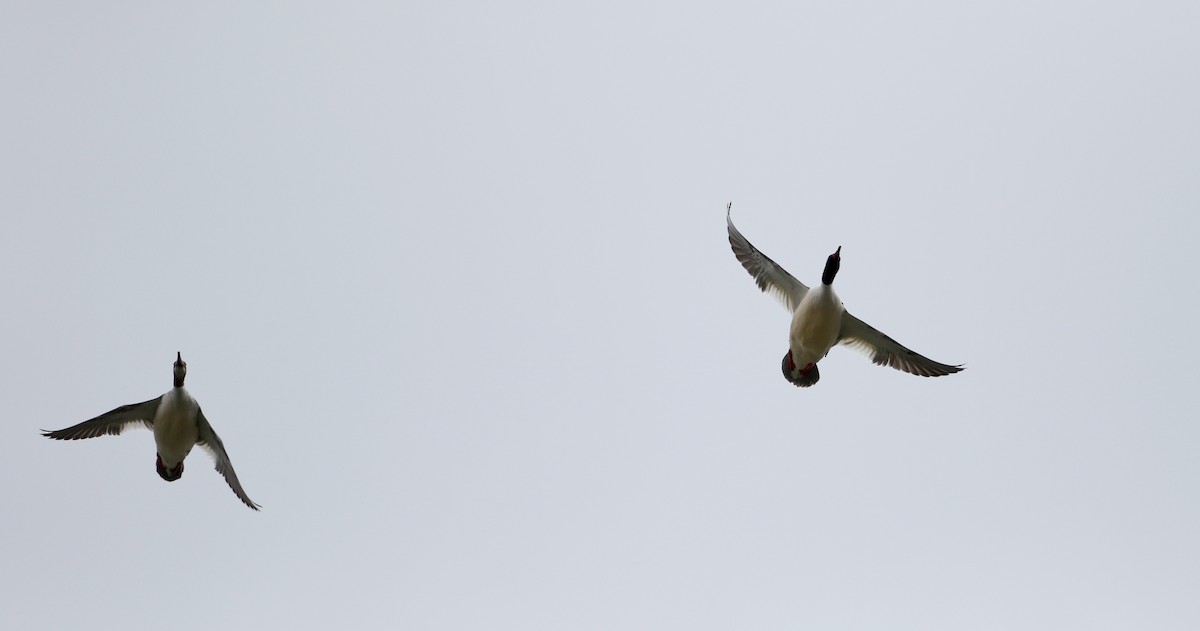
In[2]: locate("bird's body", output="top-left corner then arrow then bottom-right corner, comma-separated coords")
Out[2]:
789,283 -> 844,368
727,203 -> 963,387
153,387 -> 199,473
42,353 -> 260,510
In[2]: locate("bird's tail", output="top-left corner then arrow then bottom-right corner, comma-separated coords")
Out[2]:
781,352 -> 820,388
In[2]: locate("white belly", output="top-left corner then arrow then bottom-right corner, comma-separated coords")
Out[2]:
789,285 -> 844,365
153,388 -> 199,467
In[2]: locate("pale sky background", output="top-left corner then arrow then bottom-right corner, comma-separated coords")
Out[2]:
2,2 -> 1198,629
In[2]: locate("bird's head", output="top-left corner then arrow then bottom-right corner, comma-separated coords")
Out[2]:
173,352 -> 187,388
821,246 -> 842,285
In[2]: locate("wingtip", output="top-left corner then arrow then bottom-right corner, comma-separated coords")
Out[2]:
929,363 -> 965,376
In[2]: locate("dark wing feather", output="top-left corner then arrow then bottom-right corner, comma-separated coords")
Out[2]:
196,409 -> 261,511
726,203 -> 809,312
42,397 -> 161,440
838,312 -> 964,377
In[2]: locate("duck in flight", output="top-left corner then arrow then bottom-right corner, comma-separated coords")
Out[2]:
42,353 -> 260,510
727,204 -> 963,387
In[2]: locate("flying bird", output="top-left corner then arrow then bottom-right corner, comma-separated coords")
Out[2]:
727,203 -> 963,387
42,353 -> 260,510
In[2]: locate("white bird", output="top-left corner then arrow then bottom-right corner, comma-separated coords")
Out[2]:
727,204 -> 963,387
43,352 -> 260,510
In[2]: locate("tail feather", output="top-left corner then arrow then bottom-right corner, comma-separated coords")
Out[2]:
781,352 -> 820,388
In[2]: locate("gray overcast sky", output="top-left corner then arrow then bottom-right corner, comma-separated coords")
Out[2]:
2,1 -> 1197,629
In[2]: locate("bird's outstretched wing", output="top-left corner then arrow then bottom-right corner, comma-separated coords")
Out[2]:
42,397 -> 162,440
838,312 -> 964,377
726,203 -> 809,312
196,409 -> 261,511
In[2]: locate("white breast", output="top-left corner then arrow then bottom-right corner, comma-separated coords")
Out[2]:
153,388 -> 199,467
789,285 -> 844,365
